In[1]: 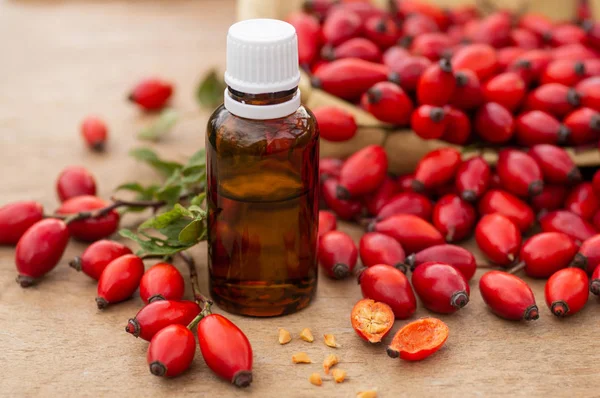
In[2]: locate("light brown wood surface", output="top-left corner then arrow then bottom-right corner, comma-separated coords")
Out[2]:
1,1 -> 600,397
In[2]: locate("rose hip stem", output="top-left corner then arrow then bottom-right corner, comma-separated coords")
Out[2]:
180,251 -> 213,308
507,262 -> 526,275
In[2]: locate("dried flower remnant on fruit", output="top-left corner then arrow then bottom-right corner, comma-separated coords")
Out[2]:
332,369 -> 347,383
309,373 -> 323,386
292,352 -> 312,364
324,334 -> 339,348
279,328 -> 292,345
323,354 -> 339,374
300,328 -> 314,343
357,390 -> 378,398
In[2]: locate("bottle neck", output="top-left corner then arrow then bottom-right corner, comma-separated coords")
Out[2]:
224,86 -> 301,120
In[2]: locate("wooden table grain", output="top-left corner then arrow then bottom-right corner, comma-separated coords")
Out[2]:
1,1 -> 599,397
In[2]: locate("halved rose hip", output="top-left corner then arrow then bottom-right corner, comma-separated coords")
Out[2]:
351,298 -> 394,343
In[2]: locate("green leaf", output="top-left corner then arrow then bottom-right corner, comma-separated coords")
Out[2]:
185,149 -> 206,169
130,148 -> 183,177
115,182 -> 146,193
119,229 -> 192,257
156,184 -> 183,206
196,69 -> 226,109
178,220 -> 204,244
190,193 -> 207,207
138,108 -> 179,142
139,205 -> 186,230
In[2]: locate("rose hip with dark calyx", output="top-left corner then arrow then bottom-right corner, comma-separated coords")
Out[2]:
318,210 -> 337,240
363,176 -> 398,216
510,28 -> 541,49
448,5 -> 478,25
409,33 -> 452,61
405,244 -> 476,281
450,69 -> 483,111
571,234 -> 600,274
128,78 -> 173,111
433,194 -> 476,243
351,298 -> 394,343
591,265 -> 600,295
319,231 -> 357,279
395,0 -> 449,30
531,184 -> 568,213
387,55 -> 431,93
313,106 -> 357,142
140,262 -> 185,303
411,262 -> 470,314
552,43 -> 597,61
323,37 -> 382,63
475,214 -> 521,266
413,148 -> 461,192
563,108 -> 600,146
410,105 -> 447,140
147,324 -> 196,378
386,317 -> 449,361
322,179 -> 361,220
361,82 -> 413,125
508,49 -> 552,84
319,158 -> 343,181
369,214 -> 444,254
56,195 -> 120,242
416,59 -> 455,106
497,47 -> 526,70
401,14 -> 439,43
474,102 -> 515,144
497,149 -> 543,198
359,232 -> 406,271
540,59 -> 587,87
539,210 -> 597,244
364,16 -> 400,49
15,219 -> 70,287
287,12 -> 321,67
0,201 -> 44,245
451,43 -> 497,81
397,173 -> 415,192
519,232 -> 577,278
455,156 -> 490,202
56,166 -> 97,202
472,11 -> 512,48
515,112 -> 569,147
551,24 -> 586,46
479,271 -> 539,321
478,190 -> 534,232
70,239 -> 132,280
376,192 -> 433,221
519,14 -> 553,41
96,254 -> 144,309
330,1 -> 386,22
524,83 -> 580,118
126,300 -> 200,341
441,106 -> 471,145
545,268 -> 589,317
338,145 -> 387,198
81,116 -> 108,151
312,58 -> 390,100
565,183 -> 600,220
576,77 -> 600,112
382,46 -> 410,67
359,264 -> 416,319
322,9 -> 361,46
585,20 -> 600,50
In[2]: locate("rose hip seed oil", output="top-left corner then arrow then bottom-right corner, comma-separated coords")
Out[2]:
206,19 -> 319,317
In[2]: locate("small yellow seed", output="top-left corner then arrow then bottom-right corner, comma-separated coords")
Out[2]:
278,328 -> 291,345
323,353 -> 339,374
357,390 -> 378,398
292,352 -> 312,364
332,369 -> 347,383
324,333 -> 339,348
300,328 -> 314,342
309,372 -> 322,386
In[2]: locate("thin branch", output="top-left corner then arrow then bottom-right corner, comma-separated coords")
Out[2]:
179,251 -> 213,308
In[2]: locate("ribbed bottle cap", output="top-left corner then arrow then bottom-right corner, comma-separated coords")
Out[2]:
225,19 -> 300,94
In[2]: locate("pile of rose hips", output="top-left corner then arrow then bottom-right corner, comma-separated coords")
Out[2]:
291,0 -> 600,148
0,79 -> 254,386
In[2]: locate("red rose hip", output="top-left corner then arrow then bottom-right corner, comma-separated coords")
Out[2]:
441,106 -> 471,145
323,37 -> 382,63
386,317 -> 449,361
475,214 -> 522,266
563,108 -> 600,146
128,78 -> 173,111
126,300 -> 201,341
450,69 -> 483,111
338,145 -> 388,198
515,112 -> 569,147
363,176 -> 398,216
322,179 -> 362,220
455,156 -> 490,202
96,254 -> 145,309
318,210 -> 337,240
318,231 -> 357,279
287,12 -> 321,67
56,195 -> 120,242
416,59 -> 456,106
565,183 -> 600,220
531,185 -> 568,213
545,268 -> 589,317
359,232 -> 406,271
351,299 -> 394,343
359,264 -> 417,319
524,83 -> 580,118
139,262 -> 185,303
410,105 -> 447,140
413,148 -> 461,192
528,145 -> 580,187
519,232 -> 577,278
322,9 -> 361,46
496,149 -> 543,197
313,107 -> 357,142
474,102 -> 515,144
376,192 -> 433,221
0,201 -> 44,245
571,234 -> 600,274
451,43 -> 498,81
369,214 -> 444,254
479,271 -> 539,321
361,82 -> 413,125
478,190 -> 534,232
539,210 -> 597,244
56,166 -> 97,202
80,116 -> 108,151
70,239 -> 132,280
405,244 -> 476,281
432,194 -> 476,242
411,261 -> 470,314
147,324 -> 196,378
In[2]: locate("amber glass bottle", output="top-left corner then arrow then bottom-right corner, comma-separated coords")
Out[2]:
206,19 -> 319,317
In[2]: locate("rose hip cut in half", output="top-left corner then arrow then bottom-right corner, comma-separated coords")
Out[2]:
351,298 -> 394,343
387,318 -> 449,361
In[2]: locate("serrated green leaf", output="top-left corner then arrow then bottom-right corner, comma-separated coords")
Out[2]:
138,108 -> 179,142
178,220 -> 203,244
115,182 -> 146,193
119,229 -> 192,256
187,205 -> 205,215
139,206 -> 185,230
156,184 -> 183,206
130,148 -> 183,177
184,149 -> 206,169
196,69 -> 226,109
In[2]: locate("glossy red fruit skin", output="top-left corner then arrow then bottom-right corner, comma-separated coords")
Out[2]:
323,37 -> 382,63
519,14 -> 554,40
441,106 -> 471,145
197,314 -> 253,388
540,59 -> 586,87
0,201 -> 44,245
369,214 -> 444,254
450,69 -> 483,111
510,28 -> 542,49
539,210 -> 597,244
126,300 -> 201,341
364,16 -> 400,49
545,268 -> 588,317
319,158 -> 343,180
573,235 -> 600,275
81,116 -> 108,151
96,254 -> 145,309
496,149 -> 543,198
359,232 -> 406,270
550,24 -> 586,47
553,43 -> 598,61
56,166 -> 97,202
318,210 -> 337,240
406,244 -> 476,281
416,60 -> 455,106
590,265 -> 600,295
329,1 -> 386,22
140,263 -> 185,304
528,144 -> 580,185
412,262 -> 470,314
318,231 -> 357,279
322,9 -> 361,46
338,145 -> 388,197
363,176 -> 398,216
455,156 -> 490,202
313,106 -> 357,142
361,82 -> 413,125
413,148 -> 461,192
475,214 -> 522,266
585,21 -> 600,50
451,44 -> 497,81
376,192 -> 433,221
472,12 -> 512,48
563,108 -> 600,146
401,14 -> 439,42
565,183 -> 600,220
409,33 -> 453,61
359,264 -> 416,319
531,185 -> 568,213
448,6 -> 479,25
410,105 -> 447,139
593,211 -> 600,232
576,77 -> 600,112
15,219 -> 70,287
474,102 -> 515,144
397,173 -> 415,192
524,83 -> 580,118
515,111 -> 568,147
395,0 -> 449,30
70,239 -> 132,280
147,324 -> 196,378
322,179 -> 362,220
520,232 -> 577,278
128,78 -> 173,111
383,46 -> 410,68
479,271 -> 539,321
594,170 -> 600,198
56,195 -> 120,242
433,194 -> 476,243
478,190 -> 534,232
287,12 -> 321,67
483,73 -> 526,112
497,47 -> 526,71
312,58 -> 390,100
508,49 -> 553,84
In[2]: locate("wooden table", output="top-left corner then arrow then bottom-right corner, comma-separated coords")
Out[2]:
1,1 -> 599,397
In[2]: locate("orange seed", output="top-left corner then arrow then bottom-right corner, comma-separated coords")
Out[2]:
324,333 -> 339,348
300,328 -> 314,342
332,369 -> 347,383
292,352 -> 312,364
323,353 -> 339,374
309,372 -> 322,386
357,390 -> 378,398
278,328 -> 291,345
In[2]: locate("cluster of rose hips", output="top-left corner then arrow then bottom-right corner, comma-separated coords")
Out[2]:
291,0 -> 600,148
317,142 -> 600,329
